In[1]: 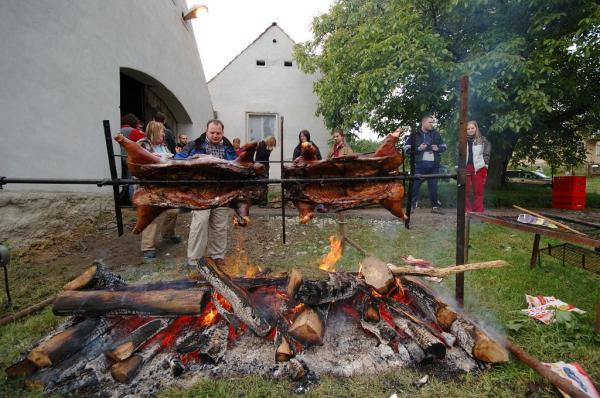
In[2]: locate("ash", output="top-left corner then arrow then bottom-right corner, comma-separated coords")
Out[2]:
65,310 -> 478,397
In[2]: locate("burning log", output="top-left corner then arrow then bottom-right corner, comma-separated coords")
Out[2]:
407,323 -> 446,360
360,256 -> 395,294
295,272 -> 358,305
401,276 -> 508,363
288,307 -> 325,346
63,262 -> 127,290
450,318 -> 508,363
53,288 -> 209,317
362,298 -> 380,323
105,319 -> 168,362
287,266 -> 303,299
5,357 -> 37,378
276,336 -> 294,362
197,258 -> 272,337
165,354 -> 185,377
177,321 -> 229,364
26,319 -> 101,367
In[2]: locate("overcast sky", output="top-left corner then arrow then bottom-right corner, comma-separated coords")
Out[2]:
187,0 -> 335,81
186,0 -> 379,139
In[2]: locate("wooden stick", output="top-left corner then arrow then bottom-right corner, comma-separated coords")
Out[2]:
503,339 -> 589,398
344,236 -> 369,256
345,235 -> 507,277
0,296 -> 56,327
388,260 -> 507,277
513,205 -> 587,236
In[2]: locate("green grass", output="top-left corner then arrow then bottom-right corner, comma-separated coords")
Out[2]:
1,217 -> 599,397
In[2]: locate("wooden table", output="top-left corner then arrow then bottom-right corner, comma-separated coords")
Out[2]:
467,212 -> 600,334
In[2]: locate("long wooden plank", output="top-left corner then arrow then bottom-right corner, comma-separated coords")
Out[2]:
470,213 -> 600,249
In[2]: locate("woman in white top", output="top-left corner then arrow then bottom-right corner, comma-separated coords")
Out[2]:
464,120 -> 491,212
136,121 -> 180,262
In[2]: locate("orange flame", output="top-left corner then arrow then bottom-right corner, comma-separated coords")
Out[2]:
200,306 -> 219,327
289,303 -> 305,316
319,235 -> 343,272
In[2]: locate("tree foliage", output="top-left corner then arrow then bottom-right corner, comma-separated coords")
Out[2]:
294,0 -> 600,186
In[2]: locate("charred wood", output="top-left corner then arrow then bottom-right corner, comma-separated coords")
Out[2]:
295,272 -> 358,305
197,258 -> 272,336
27,318 -> 101,367
63,262 -> 127,290
105,319 -> 168,362
407,323 -> 446,360
53,288 -> 209,317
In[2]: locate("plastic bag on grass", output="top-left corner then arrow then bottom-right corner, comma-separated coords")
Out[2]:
522,295 -> 586,324
542,361 -> 599,398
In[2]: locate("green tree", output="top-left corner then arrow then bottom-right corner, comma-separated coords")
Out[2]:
295,0 -> 600,186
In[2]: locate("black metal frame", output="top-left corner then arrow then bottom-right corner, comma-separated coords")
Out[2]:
0,80 -> 469,302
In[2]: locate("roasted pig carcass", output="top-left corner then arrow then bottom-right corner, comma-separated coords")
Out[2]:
283,133 -> 406,223
114,134 -> 267,233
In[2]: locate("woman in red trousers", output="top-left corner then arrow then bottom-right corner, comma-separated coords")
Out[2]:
463,120 -> 491,212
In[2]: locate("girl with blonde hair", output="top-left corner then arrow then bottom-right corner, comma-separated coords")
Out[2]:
462,120 -> 491,212
136,120 -> 180,261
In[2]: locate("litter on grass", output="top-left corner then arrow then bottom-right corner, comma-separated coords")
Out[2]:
522,295 -> 586,324
542,362 -> 599,398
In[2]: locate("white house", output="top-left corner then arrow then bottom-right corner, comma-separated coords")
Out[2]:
0,0 -> 214,191
208,23 -> 330,178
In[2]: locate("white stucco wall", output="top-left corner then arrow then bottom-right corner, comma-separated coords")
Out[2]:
208,24 -> 330,179
0,0 -> 213,191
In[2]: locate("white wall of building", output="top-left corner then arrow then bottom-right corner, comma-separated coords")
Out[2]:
208,23 -> 330,179
0,0 -> 213,191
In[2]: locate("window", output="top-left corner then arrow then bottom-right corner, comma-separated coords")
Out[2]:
256,60 -> 266,66
247,113 -> 277,142
596,142 -> 600,156
284,61 -> 293,67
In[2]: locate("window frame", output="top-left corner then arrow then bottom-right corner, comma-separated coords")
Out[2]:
245,112 -> 279,143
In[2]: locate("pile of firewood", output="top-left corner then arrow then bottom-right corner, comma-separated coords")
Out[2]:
6,258 -> 509,395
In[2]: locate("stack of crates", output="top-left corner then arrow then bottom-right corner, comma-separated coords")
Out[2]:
552,176 -> 586,210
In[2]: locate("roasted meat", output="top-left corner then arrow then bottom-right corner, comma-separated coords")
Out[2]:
114,135 -> 267,233
283,133 -> 406,223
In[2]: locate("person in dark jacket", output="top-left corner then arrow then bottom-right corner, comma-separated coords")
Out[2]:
292,130 -> 322,160
255,135 -> 277,173
255,135 -> 276,206
404,115 -> 447,210
174,120 -> 237,267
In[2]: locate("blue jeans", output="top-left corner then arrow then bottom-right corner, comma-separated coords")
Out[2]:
412,165 -> 439,207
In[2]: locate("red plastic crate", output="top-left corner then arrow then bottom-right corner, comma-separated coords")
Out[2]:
552,176 -> 586,210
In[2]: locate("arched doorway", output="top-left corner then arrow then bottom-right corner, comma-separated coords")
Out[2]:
120,68 -> 193,135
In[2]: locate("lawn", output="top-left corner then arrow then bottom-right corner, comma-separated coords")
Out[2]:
1,210 -> 598,397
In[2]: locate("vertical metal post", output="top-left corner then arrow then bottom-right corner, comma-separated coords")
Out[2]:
530,234 -> 540,268
404,127 -> 416,229
595,297 -> 600,335
456,76 -> 469,306
103,120 -> 124,236
280,116 -> 286,244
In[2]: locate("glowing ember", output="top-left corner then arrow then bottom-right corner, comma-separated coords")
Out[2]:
319,235 -> 343,272
213,291 -> 233,312
289,303 -> 305,316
